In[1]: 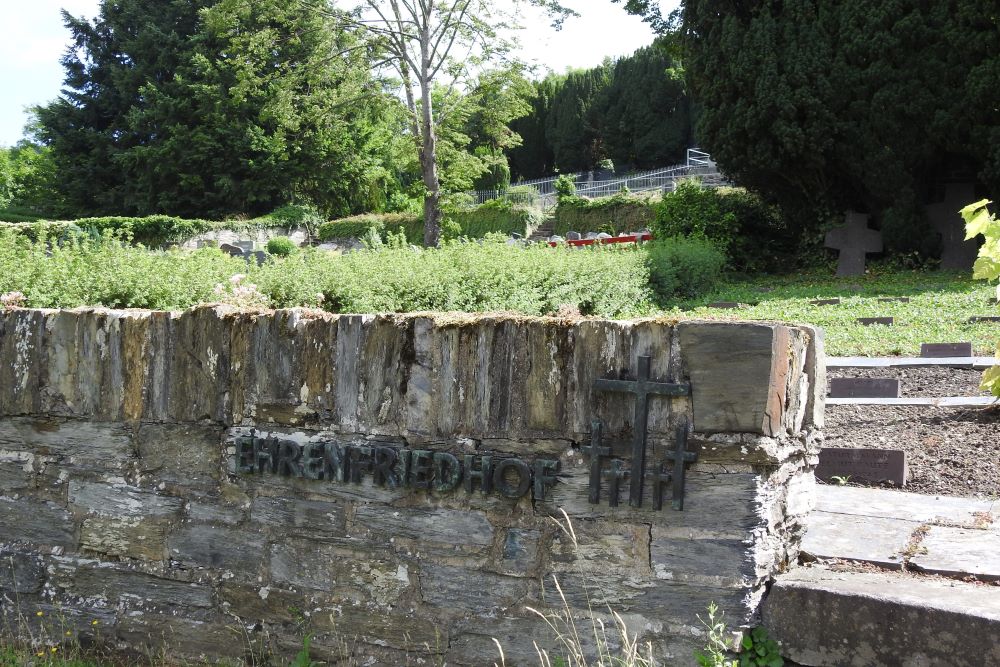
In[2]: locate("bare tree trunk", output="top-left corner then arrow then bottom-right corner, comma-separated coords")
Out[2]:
419,78 -> 442,247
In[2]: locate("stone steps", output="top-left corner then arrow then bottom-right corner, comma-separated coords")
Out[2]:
764,486 -> 1000,665
762,565 -> 1000,667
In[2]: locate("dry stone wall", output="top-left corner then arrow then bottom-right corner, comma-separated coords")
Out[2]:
0,306 -> 824,665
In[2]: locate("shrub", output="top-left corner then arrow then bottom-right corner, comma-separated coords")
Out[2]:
0,229 -> 659,317
264,204 -> 325,235
654,182 -> 790,273
553,193 -> 656,236
646,236 -> 727,301
266,236 -> 297,257
554,174 -> 577,201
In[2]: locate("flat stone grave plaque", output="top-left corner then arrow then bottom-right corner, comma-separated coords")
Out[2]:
235,240 -> 255,252
829,377 -> 901,398
926,182 -> 980,271
857,317 -> 894,326
824,210 -> 883,277
707,302 -> 740,309
921,342 -> 973,358
816,448 -> 907,486
810,298 -> 841,306
878,297 -> 910,303
969,316 -> 1000,323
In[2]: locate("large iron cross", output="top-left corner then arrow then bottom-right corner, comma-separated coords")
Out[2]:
594,356 -> 690,507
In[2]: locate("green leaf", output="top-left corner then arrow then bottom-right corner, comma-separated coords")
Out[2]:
960,199 -> 992,221
964,207 -> 994,240
742,635 -> 754,650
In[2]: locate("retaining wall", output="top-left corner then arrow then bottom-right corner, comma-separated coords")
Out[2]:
0,307 -> 824,664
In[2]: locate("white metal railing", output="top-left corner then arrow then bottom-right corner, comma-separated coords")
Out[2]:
468,149 -> 726,209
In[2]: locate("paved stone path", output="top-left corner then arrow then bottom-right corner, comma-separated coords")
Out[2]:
802,485 -> 1000,579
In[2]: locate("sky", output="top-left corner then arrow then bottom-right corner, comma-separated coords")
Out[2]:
0,0 -> 677,146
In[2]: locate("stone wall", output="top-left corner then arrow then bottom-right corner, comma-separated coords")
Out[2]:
0,307 -> 823,665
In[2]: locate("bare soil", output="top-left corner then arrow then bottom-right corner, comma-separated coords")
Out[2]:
827,366 -> 991,397
824,365 -> 999,498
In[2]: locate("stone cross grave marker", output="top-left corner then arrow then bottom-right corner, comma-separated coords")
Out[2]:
824,211 -> 883,277
927,182 -> 980,271
587,356 -> 694,509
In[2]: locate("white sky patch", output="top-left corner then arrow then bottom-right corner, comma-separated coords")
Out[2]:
0,0 -> 677,146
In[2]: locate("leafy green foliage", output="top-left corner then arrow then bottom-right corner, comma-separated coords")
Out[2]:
960,199 -> 1000,398
553,193 -> 656,236
0,230 -> 668,316
554,175 -> 577,201
675,0 -> 1000,253
0,144 -> 61,217
653,183 -> 792,273
265,237 -> 297,257
738,627 -> 783,667
646,237 -> 726,300
33,0 -> 403,219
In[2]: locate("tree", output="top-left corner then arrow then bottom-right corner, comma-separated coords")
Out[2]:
621,0 -> 1000,252
329,0 -> 575,246
34,0 -> 402,218
506,41 -> 692,180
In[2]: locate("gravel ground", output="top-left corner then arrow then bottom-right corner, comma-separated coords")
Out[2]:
827,366 -> 990,397
824,363 -> 999,498
824,403 -> 1000,498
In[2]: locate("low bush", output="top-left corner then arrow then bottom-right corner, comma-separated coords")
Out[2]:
552,193 -> 656,237
317,213 -> 423,243
653,182 -> 790,273
646,236 -> 727,301
266,236 -> 297,257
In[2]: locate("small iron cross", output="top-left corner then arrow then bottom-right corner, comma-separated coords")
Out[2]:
593,356 -> 689,508
663,421 -> 697,510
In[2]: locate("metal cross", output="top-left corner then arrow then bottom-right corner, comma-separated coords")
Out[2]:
594,356 -> 690,508
582,419 -> 611,505
663,420 -> 697,510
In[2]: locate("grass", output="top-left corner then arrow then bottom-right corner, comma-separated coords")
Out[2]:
664,267 -> 999,357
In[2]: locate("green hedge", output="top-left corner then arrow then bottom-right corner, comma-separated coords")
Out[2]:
0,230 -> 723,314
0,207 -> 44,223
317,203 -> 546,244
552,193 -> 656,236
0,214 -> 316,247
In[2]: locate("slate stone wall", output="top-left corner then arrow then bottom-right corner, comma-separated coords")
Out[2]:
0,306 -> 823,665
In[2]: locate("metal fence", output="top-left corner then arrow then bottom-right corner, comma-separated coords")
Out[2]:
467,149 -> 727,209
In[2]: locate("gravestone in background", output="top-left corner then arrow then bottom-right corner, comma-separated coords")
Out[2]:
824,211 -> 883,277
219,242 -> 245,257
926,183 -> 980,271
